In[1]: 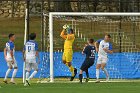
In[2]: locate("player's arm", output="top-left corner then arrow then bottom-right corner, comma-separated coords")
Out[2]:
60,29 -> 67,39
103,43 -> 113,54
4,48 -> 7,61
22,47 -> 25,61
82,45 -> 88,55
95,39 -> 102,52
35,43 -> 40,64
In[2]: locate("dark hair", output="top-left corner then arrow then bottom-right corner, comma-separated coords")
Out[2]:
89,38 -> 94,43
9,33 -> 15,39
29,33 -> 36,40
105,34 -> 111,38
69,28 -> 73,34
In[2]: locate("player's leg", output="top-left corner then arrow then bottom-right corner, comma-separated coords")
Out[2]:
79,70 -> 83,83
85,60 -> 94,82
10,61 -> 18,84
67,62 -> 77,81
96,57 -> 101,82
25,62 -> 31,86
28,63 -> 38,80
101,63 -> 109,81
79,60 -> 88,83
3,62 -> 12,84
65,50 -> 77,81
85,69 -> 89,82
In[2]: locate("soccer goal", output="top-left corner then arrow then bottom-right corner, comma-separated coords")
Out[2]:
37,12 -> 140,83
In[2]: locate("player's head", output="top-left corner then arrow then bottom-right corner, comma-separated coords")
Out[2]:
67,28 -> 73,34
88,38 -> 94,44
9,33 -> 15,42
29,33 -> 36,40
104,34 -> 111,42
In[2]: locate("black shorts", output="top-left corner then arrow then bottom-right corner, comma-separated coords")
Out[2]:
80,58 -> 95,71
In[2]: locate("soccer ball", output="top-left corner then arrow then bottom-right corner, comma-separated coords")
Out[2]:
63,24 -> 70,30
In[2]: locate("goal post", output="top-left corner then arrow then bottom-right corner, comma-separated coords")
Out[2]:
44,12 -> 140,82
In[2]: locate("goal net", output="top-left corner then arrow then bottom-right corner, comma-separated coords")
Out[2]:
39,13 -> 140,83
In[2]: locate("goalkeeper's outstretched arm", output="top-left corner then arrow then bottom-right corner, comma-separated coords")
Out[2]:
60,29 -> 67,39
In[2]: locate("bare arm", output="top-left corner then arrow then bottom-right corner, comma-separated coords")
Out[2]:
103,48 -> 113,54
23,50 -> 26,61
60,29 -> 67,39
10,49 -> 14,63
36,51 -> 40,64
95,42 -> 99,52
4,48 -> 7,61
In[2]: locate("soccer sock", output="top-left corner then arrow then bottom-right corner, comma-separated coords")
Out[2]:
85,70 -> 89,78
96,69 -> 99,80
11,69 -> 17,81
4,69 -> 11,80
102,68 -> 109,78
79,74 -> 83,82
65,63 -> 69,67
29,71 -> 37,80
26,72 -> 30,80
69,66 -> 74,76
65,63 -> 74,76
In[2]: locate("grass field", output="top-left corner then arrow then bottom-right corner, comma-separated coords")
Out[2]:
0,78 -> 140,93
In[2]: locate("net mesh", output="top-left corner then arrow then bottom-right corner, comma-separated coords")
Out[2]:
39,14 -> 140,82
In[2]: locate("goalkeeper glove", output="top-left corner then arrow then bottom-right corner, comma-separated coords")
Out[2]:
63,24 -> 69,30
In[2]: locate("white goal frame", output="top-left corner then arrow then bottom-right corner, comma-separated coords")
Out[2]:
48,12 -> 140,82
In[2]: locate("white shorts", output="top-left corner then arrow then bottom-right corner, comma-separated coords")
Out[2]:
97,57 -> 108,64
6,59 -> 18,68
25,62 -> 38,71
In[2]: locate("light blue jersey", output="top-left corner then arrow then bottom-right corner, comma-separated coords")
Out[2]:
24,40 -> 38,63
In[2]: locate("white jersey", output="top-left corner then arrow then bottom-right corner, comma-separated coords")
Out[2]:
24,40 -> 38,63
97,39 -> 112,58
5,41 -> 15,60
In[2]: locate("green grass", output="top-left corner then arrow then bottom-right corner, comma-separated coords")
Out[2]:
0,79 -> 140,93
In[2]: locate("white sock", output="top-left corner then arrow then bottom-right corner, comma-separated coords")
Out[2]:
11,69 -> 18,81
29,71 -> 37,80
102,68 -> 109,78
4,69 -> 11,80
26,72 -> 30,80
96,69 -> 99,80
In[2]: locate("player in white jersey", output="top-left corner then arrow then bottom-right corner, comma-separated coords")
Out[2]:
95,34 -> 113,83
23,33 -> 40,86
3,34 -> 18,84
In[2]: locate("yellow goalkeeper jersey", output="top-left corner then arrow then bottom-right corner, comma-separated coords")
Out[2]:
60,30 -> 75,50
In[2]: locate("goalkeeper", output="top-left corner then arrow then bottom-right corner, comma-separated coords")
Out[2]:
60,24 -> 77,81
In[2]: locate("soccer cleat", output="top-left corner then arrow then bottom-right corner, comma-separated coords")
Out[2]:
10,79 -> 16,84
95,79 -> 100,83
3,80 -> 8,84
26,80 -> 30,86
79,80 -> 82,84
85,78 -> 89,83
70,68 -> 77,81
10,81 -> 16,84
24,83 -> 28,86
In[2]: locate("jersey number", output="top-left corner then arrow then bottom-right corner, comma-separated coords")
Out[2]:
91,50 -> 95,57
28,46 -> 31,52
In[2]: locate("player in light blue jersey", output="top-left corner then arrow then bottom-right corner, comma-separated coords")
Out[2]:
4,34 -> 18,84
23,33 -> 40,86
95,34 -> 113,83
